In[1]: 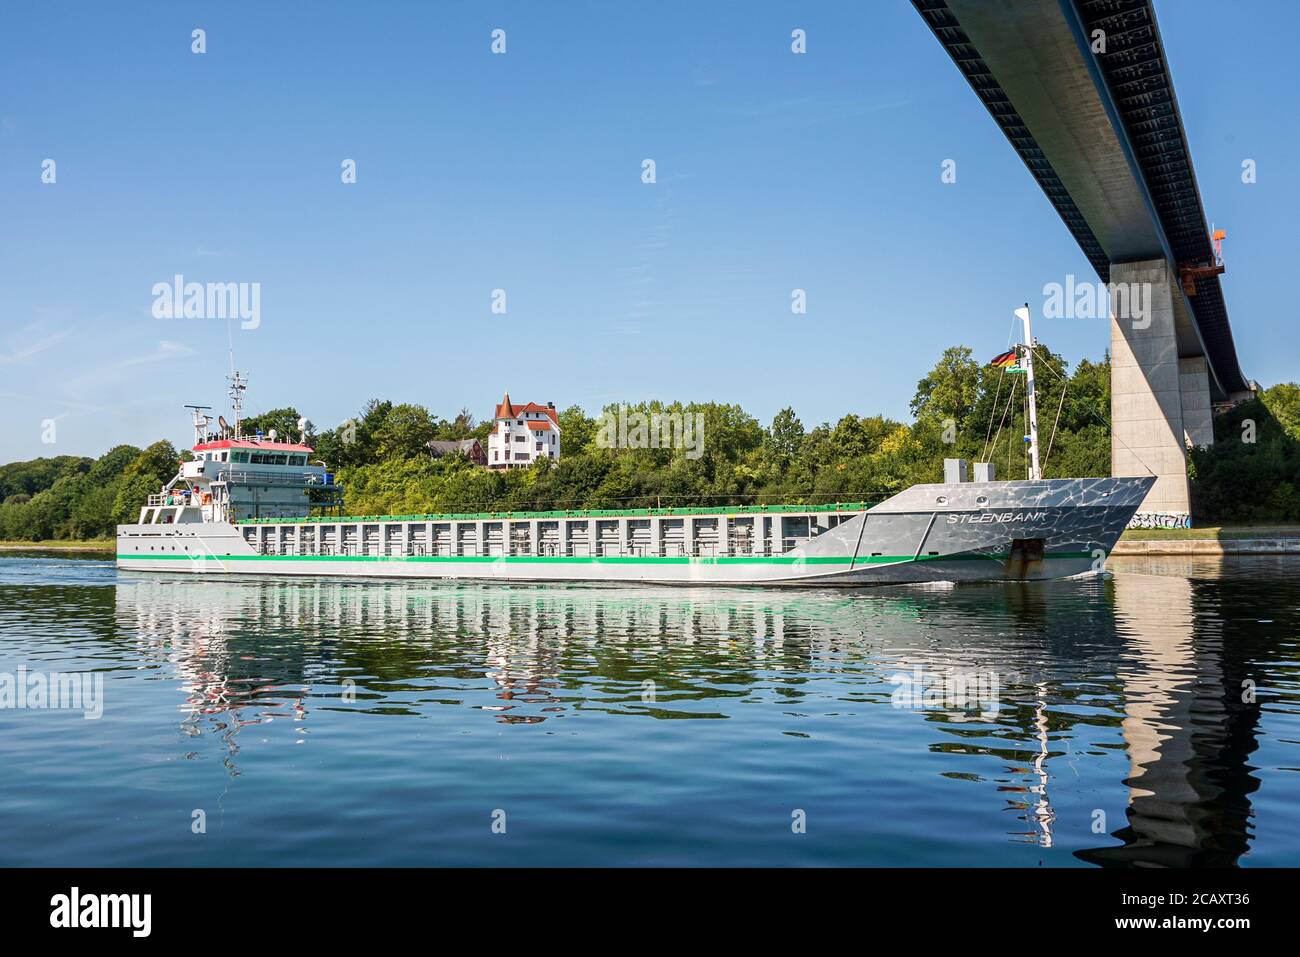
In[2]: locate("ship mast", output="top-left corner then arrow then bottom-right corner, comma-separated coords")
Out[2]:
227,370 -> 248,440
185,405 -> 212,446
1015,303 -> 1042,481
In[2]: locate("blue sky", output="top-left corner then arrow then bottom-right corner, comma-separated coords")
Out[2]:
1,0 -> 1294,463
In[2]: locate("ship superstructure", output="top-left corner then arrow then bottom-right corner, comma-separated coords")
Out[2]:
136,374 -> 340,528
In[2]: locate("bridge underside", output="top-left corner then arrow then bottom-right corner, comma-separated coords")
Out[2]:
914,0 -> 1251,521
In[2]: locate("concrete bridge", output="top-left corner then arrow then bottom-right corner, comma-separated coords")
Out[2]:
913,0 -> 1253,521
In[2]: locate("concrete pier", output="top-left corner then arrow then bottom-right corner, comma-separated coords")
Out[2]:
1179,356 -> 1214,447
1109,259 -> 1213,519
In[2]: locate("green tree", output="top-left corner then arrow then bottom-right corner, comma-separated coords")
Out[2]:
240,407 -> 309,443
372,403 -> 439,460
558,405 -> 595,455
111,441 -> 180,525
911,346 -> 981,433
767,408 -> 805,464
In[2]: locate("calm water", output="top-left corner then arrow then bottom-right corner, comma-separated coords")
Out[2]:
1,554 -> 1297,867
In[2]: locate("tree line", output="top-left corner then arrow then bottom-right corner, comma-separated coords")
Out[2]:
2,342 -> 1295,541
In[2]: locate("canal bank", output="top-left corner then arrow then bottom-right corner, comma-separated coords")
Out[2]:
0,540 -> 113,555
1114,526 -> 1300,556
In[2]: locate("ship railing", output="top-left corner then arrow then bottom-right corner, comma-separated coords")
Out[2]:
148,492 -> 197,507
217,468 -> 332,487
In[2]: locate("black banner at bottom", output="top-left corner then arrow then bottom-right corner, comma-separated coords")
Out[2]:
0,866 -> 1280,940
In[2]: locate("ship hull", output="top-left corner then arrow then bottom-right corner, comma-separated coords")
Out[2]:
116,476 -> 1154,587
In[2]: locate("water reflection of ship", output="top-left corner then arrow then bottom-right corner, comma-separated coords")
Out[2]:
114,578 -> 908,745
111,567 -> 1274,862
114,579 -> 316,774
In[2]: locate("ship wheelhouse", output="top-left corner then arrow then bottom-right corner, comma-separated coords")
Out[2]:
140,438 -> 340,525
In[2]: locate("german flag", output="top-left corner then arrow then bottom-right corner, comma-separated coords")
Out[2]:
990,348 -> 1018,368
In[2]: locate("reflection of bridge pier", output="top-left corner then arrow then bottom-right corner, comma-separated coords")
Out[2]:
1078,560 -> 1259,866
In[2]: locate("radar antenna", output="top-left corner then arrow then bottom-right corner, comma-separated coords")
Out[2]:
185,405 -> 213,446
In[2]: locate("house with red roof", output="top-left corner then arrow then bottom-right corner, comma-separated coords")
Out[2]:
486,392 -> 560,469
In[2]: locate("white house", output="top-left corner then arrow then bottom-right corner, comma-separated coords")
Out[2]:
487,392 -> 561,469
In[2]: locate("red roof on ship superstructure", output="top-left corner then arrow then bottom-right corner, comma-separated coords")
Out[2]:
193,439 -> 314,453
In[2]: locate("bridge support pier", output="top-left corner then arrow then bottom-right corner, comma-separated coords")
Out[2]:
1179,357 -> 1214,447
1110,258 -> 1208,525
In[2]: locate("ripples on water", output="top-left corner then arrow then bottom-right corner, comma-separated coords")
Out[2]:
0,554 -> 1297,866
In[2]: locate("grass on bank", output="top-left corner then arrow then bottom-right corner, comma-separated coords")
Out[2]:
0,539 -> 114,553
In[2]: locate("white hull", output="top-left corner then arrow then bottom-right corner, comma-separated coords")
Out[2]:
116,477 -> 1155,587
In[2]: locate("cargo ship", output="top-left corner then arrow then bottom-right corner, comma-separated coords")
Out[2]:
116,312 -> 1154,586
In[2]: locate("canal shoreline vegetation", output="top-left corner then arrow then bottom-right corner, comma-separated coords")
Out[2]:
0,540 -> 114,553
1,344 -> 1296,544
